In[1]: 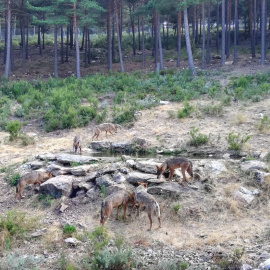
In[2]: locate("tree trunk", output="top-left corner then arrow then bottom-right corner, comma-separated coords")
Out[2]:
221,0 -> 225,65
192,5 -> 196,39
114,0 -> 124,72
249,0 -> 256,58
130,3 -> 136,56
177,10 -> 182,68
216,0 -> 219,53
226,0 -> 231,59
5,0 -> 11,78
184,7 -> 196,76
88,29 -> 91,64
80,27 -> 85,51
26,17 -> 29,60
74,3 -> 80,78
70,18 -> 73,49
65,24 -> 69,62
112,13 -> 115,61
119,0 -> 123,43
206,3 -> 211,63
166,15 -> 169,50
233,0 -> 238,63
157,14 -> 163,70
21,0 -> 26,73
84,26 -> 88,68
261,0 -> 266,64
153,9 -> 158,67
61,25 -> 64,64
141,0 -> 145,69
195,6 -> 198,44
202,2 -> 205,69
54,25 -> 58,78
138,15 -> 141,51
38,25 -> 42,55
107,0 -> 112,71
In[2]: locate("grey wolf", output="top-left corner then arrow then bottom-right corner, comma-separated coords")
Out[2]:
131,182 -> 161,231
73,135 -> 82,154
15,171 -> 53,200
156,157 -> 193,184
100,189 -> 134,225
92,123 -> 122,141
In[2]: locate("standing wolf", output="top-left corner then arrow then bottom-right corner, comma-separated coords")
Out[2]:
156,157 -> 193,184
15,171 -> 53,200
100,189 -> 134,225
73,135 -> 82,154
131,182 -> 161,231
92,123 -> 122,140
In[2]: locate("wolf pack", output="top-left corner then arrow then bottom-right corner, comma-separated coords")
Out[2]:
15,123 -> 194,231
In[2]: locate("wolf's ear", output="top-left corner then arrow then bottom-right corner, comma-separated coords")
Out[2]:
143,183 -> 148,188
156,165 -> 160,169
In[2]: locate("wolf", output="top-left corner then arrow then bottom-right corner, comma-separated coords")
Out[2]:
73,135 -> 82,154
131,182 -> 161,231
92,123 -> 121,141
100,189 -> 134,225
15,171 -> 53,200
156,157 -> 193,184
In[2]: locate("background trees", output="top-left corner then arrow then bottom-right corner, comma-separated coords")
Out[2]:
0,0 -> 269,79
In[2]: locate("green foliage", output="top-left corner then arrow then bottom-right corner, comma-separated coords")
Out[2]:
19,133 -> 35,146
177,101 -> 194,118
257,115 -> 270,133
63,225 -> 77,236
226,132 -> 251,151
89,226 -> 110,255
9,173 -> 20,187
94,249 -> 134,270
217,248 -> 244,270
0,210 -> 38,250
173,203 -> 181,213
101,185 -> 106,199
7,120 -> 22,140
59,252 -> 78,270
38,194 -> 55,208
189,127 -> 209,147
71,162 -> 82,167
199,103 -> 224,116
158,260 -> 188,270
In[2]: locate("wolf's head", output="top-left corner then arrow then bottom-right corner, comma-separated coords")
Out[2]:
156,165 -> 165,179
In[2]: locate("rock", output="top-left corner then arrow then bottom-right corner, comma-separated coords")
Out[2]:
86,188 -> 99,200
47,164 -> 71,175
147,182 -> 191,196
120,167 -> 129,174
27,160 -> 44,170
60,203 -> 69,212
260,152 -> 270,161
132,137 -> 148,147
40,175 -> 74,197
126,159 -> 135,168
241,264 -> 252,270
234,190 -> 255,205
64,237 -> 81,246
106,182 -> 135,196
96,174 -> 115,187
160,101 -> 170,105
126,172 -> 160,184
100,162 -> 122,174
204,160 -> 228,177
55,153 -> 98,165
31,228 -> 47,237
240,160 -> 268,173
259,258 -> 270,269
36,153 -> 57,161
111,142 -> 132,153
251,170 -> 270,185
70,165 -> 94,176
135,160 -> 159,174
113,172 -> 126,184
72,174 -> 97,189
90,141 -> 111,151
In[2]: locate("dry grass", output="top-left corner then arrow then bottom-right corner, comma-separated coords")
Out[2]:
42,223 -> 63,251
234,112 -> 248,124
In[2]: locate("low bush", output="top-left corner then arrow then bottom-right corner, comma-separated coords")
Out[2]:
226,132 -> 251,151
63,224 -> 77,236
7,120 -> 22,141
189,127 -> 209,147
177,101 -> 194,119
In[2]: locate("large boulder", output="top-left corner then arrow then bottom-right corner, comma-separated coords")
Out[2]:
90,141 -> 111,151
203,160 -> 228,177
70,165 -> 95,176
36,153 -> 57,161
111,142 -> 132,153
147,182 -> 191,196
55,153 -> 98,165
126,172 -> 162,185
113,172 -> 126,184
96,174 -> 115,187
27,160 -> 44,170
135,160 -> 160,174
40,175 -> 74,197
106,183 -> 135,196
240,160 -> 268,173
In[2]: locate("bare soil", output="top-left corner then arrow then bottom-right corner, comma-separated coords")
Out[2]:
0,51 -> 270,269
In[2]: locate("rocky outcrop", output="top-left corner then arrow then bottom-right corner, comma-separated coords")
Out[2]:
240,160 -> 268,173
135,160 -> 160,174
55,153 -> 99,165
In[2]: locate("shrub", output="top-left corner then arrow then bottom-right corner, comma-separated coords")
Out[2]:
63,224 -> 77,236
89,226 -> 110,255
257,115 -> 270,133
38,194 -> 55,208
158,260 -> 188,270
173,203 -> 181,213
177,101 -> 194,119
7,120 -> 22,140
217,248 -> 244,270
19,133 -> 35,146
8,173 -> 20,186
189,127 -> 209,147
199,103 -> 224,116
226,132 -> 251,151
94,249 -> 134,270
0,210 -> 38,250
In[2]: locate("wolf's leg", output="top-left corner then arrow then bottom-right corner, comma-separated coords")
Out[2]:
137,204 -> 142,216
147,211 -> 152,231
168,169 -> 174,181
123,203 -> 127,219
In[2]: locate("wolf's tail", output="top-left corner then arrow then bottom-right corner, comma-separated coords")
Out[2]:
189,161 -> 194,178
15,179 -> 20,193
155,201 -> 161,218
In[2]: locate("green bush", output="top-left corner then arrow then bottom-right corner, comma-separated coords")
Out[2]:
173,203 -> 181,213
257,115 -> 270,133
158,260 -> 188,270
177,101 -> 194,119
9,173 -> 20,187
226,132 -> 251,151
63,224 -> 77,235
7,120 -> 22,140
89,226 -> 110,255
189,127 -> 209,147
